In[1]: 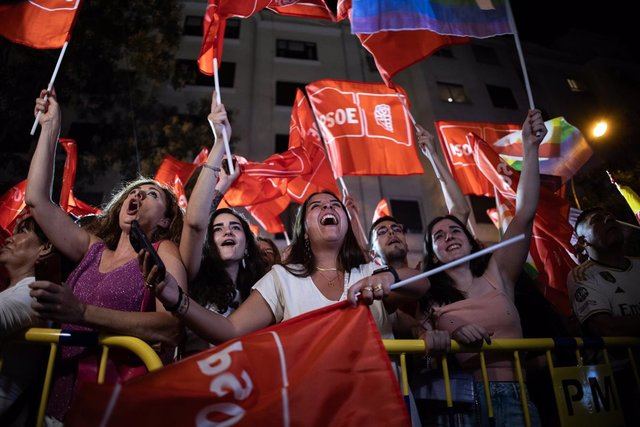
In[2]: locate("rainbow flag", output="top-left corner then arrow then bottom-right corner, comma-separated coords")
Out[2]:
351,0 -> 512,37
493,117 -> 592,183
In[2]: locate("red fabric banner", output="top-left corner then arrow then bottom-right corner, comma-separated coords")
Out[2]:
224,156 -> 288,207
0,0 -> 81,49
268,0 -> 335,20
306,80 -> 424,177
154,153 -> 208,210
286,89 -> 339,202
67,303 -> 409,427
59,139 -> 100,217
471,134 -> 574,315
246,195 -> 289,234
435,121 -> 521,196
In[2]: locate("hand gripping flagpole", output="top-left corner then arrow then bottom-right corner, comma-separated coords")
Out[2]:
389,234 -> 525,291
211,58 -> 235,175
31,41 -> 69,135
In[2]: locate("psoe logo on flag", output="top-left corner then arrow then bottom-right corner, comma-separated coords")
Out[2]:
374,104 -> 393,132
28,0 -> 81,12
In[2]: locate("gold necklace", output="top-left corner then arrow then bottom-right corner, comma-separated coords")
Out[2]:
316,266 -> 338,271
316,269 -> 341,286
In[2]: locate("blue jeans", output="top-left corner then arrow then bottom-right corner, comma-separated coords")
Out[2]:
430,381 -> 540,427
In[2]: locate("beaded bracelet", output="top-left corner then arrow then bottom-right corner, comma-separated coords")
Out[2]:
164,286 -> 184,313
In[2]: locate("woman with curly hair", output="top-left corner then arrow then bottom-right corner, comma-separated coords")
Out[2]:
26,89 -> 186,422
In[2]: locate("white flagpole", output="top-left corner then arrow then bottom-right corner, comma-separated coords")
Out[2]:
283,230 -> 291,246
31,41 -> 69,135
390,234 -> 525,291
505,0 -> 535,111
212,58 -> 235,175
618,220 -> 640,231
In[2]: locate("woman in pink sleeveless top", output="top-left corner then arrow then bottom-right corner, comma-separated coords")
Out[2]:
25,90 -> 188,422
417,110 -> 547,426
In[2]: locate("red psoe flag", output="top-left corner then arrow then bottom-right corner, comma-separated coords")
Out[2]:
286,89 -> 339,202
435,121 -> 521,196
471,134 -> 575,315
67,303 -> 409,427
0,0 -> 81,49
306,80 -> 424,177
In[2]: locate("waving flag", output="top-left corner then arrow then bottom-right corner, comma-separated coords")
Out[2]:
247,195 -> 289,234
472,134 -> 574,314
306,80 -> 423,177
66,303 -> 409,427
435,120 -> 520,196
59,139 -> 100,217
351,0 -> 511,37
268,0 -> 336,20
0,0 -> 81,49
154,149 -> 209,209
287,89 -> 339,203
224,156 -> 288,207
493,117 -> 592,183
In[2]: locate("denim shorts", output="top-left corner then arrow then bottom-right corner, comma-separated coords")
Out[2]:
429,381 -> 540,427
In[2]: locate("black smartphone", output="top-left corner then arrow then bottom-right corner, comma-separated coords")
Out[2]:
130,220 -> 166,281
221,157 -> 238,175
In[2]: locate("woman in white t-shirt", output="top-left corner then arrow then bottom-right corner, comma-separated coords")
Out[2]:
140,191 -> 429,344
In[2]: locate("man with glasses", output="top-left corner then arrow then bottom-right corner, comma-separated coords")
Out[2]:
568,207 -> 640,336
369,216 -> 412,271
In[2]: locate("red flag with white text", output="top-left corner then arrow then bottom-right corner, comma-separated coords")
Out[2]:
435,121 -> 521,196
66,303 -> 410,427
287,89 -> 339,202
0,0 -> 81,49
471,134 -> 574,314
306,80 -> 424,177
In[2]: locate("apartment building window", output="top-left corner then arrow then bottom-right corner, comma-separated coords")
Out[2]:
389,200 -> 423,233
434,47 -> 454,58
472,45 -> 500,65
276,39 -> 318,60
175,60 -> 235,87
183,16 -> 202,36
486,84 -> 518,109
566,78 -> 586,92
437,82 -> 470,104
275,134 -> 289,153
225,18 -> 241,39
276,81 -> 306,106
469,195 -> 495,224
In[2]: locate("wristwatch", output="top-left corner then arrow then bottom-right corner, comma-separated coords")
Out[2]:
372,266 -> 400,283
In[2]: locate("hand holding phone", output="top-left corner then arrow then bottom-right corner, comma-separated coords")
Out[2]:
130,220 -> 166,285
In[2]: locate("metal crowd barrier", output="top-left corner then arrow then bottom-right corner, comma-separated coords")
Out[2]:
383,337 -> 640,427
0,328 -> 163,427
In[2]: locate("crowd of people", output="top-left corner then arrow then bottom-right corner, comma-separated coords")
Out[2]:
0,89 -> 638,427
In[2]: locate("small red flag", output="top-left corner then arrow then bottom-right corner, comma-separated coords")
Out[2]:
306,80 -> 424,177
59,139 -> 100,217
246,195 -> 289,234
0,0 -> 81,49
372,198 -> 391,224
0,180 -> 27,236
66,303 -> 409,427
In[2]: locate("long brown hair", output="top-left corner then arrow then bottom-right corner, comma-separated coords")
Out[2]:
190,208 -> 269,313
283,191 -> 366,277
421,215 -> 490,308
89,178 -> 183,250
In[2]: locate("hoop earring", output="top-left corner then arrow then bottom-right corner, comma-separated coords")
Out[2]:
241,249 -> 248,269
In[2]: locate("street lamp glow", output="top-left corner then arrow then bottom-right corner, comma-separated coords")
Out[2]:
592,121 -> 608,138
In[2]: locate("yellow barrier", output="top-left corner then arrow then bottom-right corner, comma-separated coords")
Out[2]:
384,337 -> 640,427
0,328 -> 163,427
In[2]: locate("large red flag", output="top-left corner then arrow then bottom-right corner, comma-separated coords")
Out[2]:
287,89 -> 339,202
471,134 -> 575,314
224,156 -> 288,207
0,0 -> 81,49
246,195 -> 289,234
268,0 -> 335,20
435,121 -> 521,196
306,80 -> 424,177
67,303 -> 409,427
0,180 -> 27,237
